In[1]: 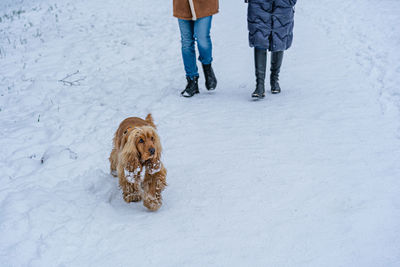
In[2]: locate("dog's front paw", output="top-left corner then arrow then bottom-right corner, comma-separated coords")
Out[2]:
123,192 -> 142,203
143,195 -> 162,211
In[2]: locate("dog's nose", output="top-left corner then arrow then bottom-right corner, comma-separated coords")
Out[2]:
149,148 -> 155,155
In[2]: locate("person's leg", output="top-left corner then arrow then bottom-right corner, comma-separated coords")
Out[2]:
194,16 -> 213,65
252,47 -> 267,98
270,51 -> 284,94
178,19 -> 198,78
194,16 -> 217,90
178,19 -> 199,97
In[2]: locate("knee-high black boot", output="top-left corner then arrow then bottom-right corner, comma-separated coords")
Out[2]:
252,48 -> 267,99
270,51 -> 284,94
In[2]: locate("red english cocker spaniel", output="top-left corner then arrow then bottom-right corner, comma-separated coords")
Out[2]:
109,114 -> 167,211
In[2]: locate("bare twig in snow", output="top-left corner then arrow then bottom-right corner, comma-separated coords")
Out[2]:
58,70 -> 86,86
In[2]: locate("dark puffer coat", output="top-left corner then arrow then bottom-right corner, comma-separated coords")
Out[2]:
246,0 -> 296,51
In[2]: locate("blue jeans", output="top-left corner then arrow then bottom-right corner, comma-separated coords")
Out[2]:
178,16 -> 213,79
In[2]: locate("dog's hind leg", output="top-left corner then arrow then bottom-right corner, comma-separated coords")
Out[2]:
109,148 -> 118,177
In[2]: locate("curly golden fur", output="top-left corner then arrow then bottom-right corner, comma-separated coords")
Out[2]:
109,114 -> 167,211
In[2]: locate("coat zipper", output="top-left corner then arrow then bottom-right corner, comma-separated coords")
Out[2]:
188,0 -> 197,20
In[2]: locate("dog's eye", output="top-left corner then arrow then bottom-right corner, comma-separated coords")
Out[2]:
139,138 -> 144,143
151,137 -> 154,141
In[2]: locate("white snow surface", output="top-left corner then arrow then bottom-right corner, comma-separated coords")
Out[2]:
1,0 -> 400,266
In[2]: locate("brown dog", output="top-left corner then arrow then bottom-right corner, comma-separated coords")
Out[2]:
109,114 -> 167,211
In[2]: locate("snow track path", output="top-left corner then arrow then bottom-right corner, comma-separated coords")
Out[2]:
1,0 -> 400,266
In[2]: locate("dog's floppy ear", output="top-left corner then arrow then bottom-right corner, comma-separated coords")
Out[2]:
118,127 -> 131,150
120,128 -> 141,170
145,113 -> 156,128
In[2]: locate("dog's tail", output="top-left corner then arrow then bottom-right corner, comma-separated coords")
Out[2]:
145,113 -> 156,128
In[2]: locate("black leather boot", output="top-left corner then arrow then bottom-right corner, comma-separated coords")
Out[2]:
252,48 -> 267,99
202,63 -> 217,90
181,76 -> 199,98
270,51 -> 284,94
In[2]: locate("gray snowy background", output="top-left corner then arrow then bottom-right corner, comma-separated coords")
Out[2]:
1,0 -> 400,266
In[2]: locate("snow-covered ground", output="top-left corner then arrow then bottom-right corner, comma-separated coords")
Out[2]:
1,0 -> 400,266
